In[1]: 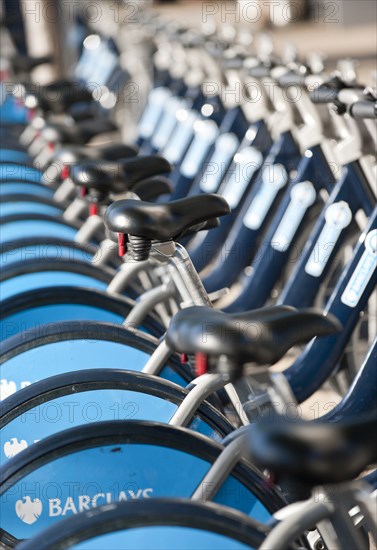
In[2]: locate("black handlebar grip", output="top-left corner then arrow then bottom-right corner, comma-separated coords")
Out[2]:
350,100 -> 377,119
12,54 -> 54,73
222,57 -> 244,71
248,65 -> 271,79
309,84 -> 340,104
277,71 -> 306,88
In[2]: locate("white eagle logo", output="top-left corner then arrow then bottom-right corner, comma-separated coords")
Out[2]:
15,496 -> 43,525
0,379 -> 17,401
3,438 -> 28,459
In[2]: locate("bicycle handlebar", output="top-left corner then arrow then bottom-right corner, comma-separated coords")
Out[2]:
350,100 -> 377,119
277,70 -> 306,88
309,82 -> 341,104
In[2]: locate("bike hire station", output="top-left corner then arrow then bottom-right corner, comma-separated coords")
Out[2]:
0,1 -> 376,549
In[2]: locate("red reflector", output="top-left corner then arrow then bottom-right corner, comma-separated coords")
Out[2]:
195,353 -> 208,377
89,203 -> 98,216
27,108 -> 36,121
61,165 -> 70,180
118,233 -> 126,257
181,354 -> 188,364
80,186 -> 87,197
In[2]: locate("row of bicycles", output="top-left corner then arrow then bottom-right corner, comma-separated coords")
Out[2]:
0,8 -> 376,550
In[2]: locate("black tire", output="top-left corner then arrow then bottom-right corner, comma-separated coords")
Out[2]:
0,286 -> 163,342
0,320 -> 192,382
0,421 -> 285,548
16,499 -> 268,550
0,237 -> 121,268
0,368 -> 234,444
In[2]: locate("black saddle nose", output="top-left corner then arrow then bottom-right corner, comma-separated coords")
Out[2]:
165,306 -> 341,367
52,144 -> 139,166
71,156 -> 172,197
104,194 -> 230,242
41,119 -> 117,144
11,54 -> 53,73
246,412 -> 377,487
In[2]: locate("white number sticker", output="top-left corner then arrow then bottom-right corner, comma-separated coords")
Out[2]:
180,119 -> 219,178
200,133 -> 240,193
271,181 -> 316,252
243,164 -> 288,230
305,201 -> 353,277
137,87 -> 172,140
221,147 -> 263,209
151,97 -> 187,150
341,230 -> 377,308
163,109 -> 199,165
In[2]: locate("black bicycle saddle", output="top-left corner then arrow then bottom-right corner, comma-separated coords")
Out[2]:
71,156 -> 172,195
165,306 -> 341,366
41,119 -> 117,145
105,216 -> 221,246
247,413 -> 377,486
26,81 -> 94,114
11,54 -> 53,74
104,195 -> 230,241
132,175 -> 173,201
52,143 -> 139,165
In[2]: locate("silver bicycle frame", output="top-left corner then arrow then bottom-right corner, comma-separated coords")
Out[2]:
260,481 -> 376,550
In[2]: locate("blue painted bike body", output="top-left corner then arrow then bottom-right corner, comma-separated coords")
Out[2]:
226,144 -> 337,311
202,130 -> 301,292
285,207 -> 377,402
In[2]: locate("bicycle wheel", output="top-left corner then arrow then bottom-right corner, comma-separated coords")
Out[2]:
0,287 -> 152,339
0,421 -> 284,545
0,195 -> 64,217
0,150 -> 31,164
0,260 -> 115,301
0,182 -> 55,198
14,499 -> 267,550
0,368 -> 233,467
0,321 -> 192,395
0,214 -> 80,245
0,239 -> 100,268
0,164 -> 42,182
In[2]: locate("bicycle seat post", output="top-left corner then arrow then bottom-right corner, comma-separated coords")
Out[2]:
135,239 -> 215,378
152,241 -> 213,308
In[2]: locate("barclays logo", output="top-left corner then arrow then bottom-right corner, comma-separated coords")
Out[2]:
3,438 -> 28,459
49,489 -> 154,517
0,379 -> 32,401
14,489 -> 154,524
15,497 -> 43,525
0,379 -> 17,401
